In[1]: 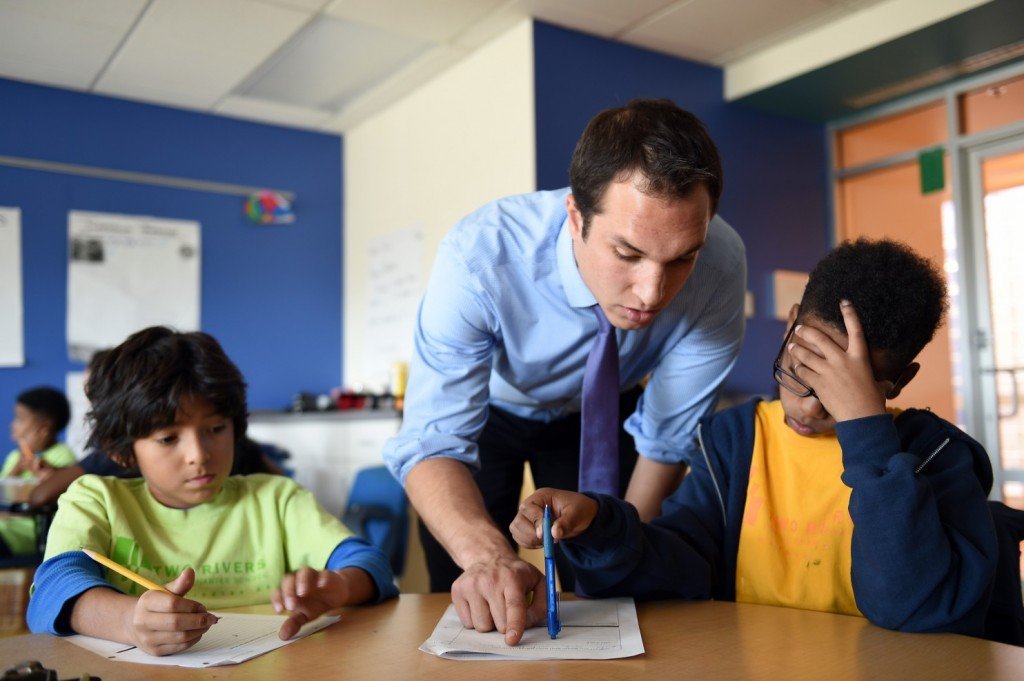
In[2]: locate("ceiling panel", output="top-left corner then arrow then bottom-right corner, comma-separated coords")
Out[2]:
270,0 -> 332,11
215,93 -> 335,128
324,0 -> 507,43
0,0 -> 148,89
624,0 -> 836,64
527,0 -> 679,39
95,0 -> 311,107
239,15 -> 430,110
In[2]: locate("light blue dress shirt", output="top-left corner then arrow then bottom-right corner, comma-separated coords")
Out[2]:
383,188 -> 746,482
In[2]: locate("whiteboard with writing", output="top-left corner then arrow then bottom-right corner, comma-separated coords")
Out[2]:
361,223 -> 424,391
66,211 -> 200,361
0,207 -> 23,366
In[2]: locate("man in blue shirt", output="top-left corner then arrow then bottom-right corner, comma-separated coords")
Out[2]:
382,99 -> 746,645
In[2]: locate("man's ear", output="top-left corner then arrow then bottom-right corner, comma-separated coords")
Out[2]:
886,362 -> 920,399
565,194 -> 584,240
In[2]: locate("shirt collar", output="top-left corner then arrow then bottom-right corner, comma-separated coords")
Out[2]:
556,216 -> 597,309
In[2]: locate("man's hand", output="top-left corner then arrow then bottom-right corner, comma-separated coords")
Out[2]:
450,553 -> 546,647
126,568 -> 216,656
510,487 -> 599,548
789,301 -> 889,422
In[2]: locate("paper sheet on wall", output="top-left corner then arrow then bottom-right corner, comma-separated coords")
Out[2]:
361,223 -> 424,391
420,598 -> 645,660
0,207 -> 24,366
64,371 -> 89,458
65,612 -> 339,667
66,211 -> 200,361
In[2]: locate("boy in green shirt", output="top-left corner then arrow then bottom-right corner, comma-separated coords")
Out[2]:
1,387 -> 76,556
27,327 -> 398,655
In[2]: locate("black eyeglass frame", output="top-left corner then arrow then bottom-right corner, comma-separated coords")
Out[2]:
772,323 -> 816,398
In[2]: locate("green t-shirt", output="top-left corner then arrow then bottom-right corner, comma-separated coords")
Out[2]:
0,442 -> 76,555
44,474 -> 353,608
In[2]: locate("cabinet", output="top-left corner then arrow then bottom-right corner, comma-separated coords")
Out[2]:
247,411 -> 401,517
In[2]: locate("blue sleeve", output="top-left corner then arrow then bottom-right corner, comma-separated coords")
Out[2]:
325,537 -> 399,603
562,442 -> 728,599
27,551 -> 121,635
381,237 -> 497,483
623,217 -> 747,465
838,415 -> 998,636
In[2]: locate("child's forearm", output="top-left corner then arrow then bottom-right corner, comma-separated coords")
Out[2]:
69,586 -> 138,644
338,566 -> 376,604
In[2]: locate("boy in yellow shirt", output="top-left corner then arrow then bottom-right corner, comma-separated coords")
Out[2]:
512,238 -> 1002,640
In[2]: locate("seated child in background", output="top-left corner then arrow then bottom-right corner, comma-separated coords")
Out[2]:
1,387 -> 77,557
513,238 -> 1000,639
27,326 -> 398,655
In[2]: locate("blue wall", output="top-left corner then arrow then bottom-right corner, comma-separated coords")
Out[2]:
0,78 -> 343,449
533,22 -> 830,397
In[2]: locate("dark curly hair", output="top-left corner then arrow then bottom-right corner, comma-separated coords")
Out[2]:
799,238 -> 948,371
85,326 -> 248,466
569,98 -> 722,238
16,386 -> 71,434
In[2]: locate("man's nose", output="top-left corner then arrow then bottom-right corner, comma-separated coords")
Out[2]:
634,266 -> 666,307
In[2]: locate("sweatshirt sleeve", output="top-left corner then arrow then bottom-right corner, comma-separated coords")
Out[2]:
325,537 -> 399,603
837,414 -> 997,636
27,551 -> 121,635
560,440 -> 728,600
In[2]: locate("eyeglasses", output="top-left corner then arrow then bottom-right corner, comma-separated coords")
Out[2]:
773,323 -> 815,398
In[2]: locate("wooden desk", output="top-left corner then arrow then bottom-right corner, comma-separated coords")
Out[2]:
2,595 -> 1022,680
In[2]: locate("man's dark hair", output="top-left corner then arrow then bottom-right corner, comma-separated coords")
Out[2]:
16,387 -> 71,434
569,98 -> 722,237
800,238 -> 948,371
85,326 -> 248,466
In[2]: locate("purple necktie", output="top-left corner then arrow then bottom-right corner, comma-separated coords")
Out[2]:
578,305 -> 620,496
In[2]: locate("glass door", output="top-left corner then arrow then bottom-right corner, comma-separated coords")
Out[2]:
964,140 -> 1024,507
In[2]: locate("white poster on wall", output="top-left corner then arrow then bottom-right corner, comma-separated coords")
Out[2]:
362,223 -> 424,392
67,211 -> 200,361
0,207 -> 24,366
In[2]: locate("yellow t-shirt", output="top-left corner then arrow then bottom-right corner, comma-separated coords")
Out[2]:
735,401 -> 861,617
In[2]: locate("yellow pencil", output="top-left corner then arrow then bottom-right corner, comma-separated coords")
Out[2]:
81,547 -> 171,594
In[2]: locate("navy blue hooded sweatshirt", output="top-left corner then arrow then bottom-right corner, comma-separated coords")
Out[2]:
562,399 -> 1000,638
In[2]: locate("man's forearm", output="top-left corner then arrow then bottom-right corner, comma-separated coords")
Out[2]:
624,456 -> 686,522
405,457 -> 516,569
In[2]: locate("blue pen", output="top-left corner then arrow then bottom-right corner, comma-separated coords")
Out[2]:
544,504 -> 561,639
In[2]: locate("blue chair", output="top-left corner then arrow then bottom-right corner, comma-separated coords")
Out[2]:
342,466 -> 409,576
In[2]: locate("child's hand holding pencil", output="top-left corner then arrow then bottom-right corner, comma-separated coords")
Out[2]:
81,548 -> 219,656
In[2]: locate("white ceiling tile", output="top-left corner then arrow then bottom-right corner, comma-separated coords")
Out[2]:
623,0 -> 866,64
215,93 -> 335,128
321,44 -> 467,131
323,0 -> 507,43
526,0 -> 680,38
239,15 -> 430,110
95,0 -> 311,106
0,0 -> 148,89
264,0 -> 331,11
450,2 -> 531,50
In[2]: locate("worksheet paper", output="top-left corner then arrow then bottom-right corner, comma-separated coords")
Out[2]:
420,598 -> 644,660
65,612 -> 339,667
